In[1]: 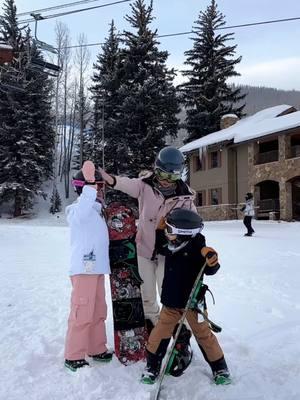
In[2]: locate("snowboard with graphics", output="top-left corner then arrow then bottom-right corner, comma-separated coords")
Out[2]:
106,203 -> 148,365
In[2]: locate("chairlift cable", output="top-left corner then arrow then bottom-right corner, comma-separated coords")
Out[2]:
18,0 -> 131,24
17,0 -> 104,17
11,14 -> 300,50
60,15 -> 300,49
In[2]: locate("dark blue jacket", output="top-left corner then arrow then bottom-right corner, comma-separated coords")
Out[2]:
160,234 -> 220,309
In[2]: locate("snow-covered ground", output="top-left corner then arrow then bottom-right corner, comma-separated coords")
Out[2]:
1,217 -> 300,400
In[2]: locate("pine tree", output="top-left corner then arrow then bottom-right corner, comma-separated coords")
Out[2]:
49,186 -> 62,214
72,91 -> 91,171
90,20 -> 122,173
180,0 -> 245,143
116,0 -> 179,175
0,0 -> 55,216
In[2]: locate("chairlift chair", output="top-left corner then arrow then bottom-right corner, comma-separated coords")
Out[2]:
29,13 -> 61,77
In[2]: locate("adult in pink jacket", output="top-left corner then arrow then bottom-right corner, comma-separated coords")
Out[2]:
100,146 -> 197,327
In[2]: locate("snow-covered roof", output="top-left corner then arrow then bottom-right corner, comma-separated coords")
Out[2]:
180,104 -> 299,153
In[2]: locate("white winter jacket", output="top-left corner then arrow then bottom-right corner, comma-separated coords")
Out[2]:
65,185 -> 110,276
244,199 -> 255,217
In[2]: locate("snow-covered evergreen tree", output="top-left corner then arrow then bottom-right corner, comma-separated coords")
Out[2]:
0,0 -> 55,216
90,20 -> 122,173
49,186 -> 62,214
180,0 -> 245,143
117,0 -> 179,175
72,92 -> 91,171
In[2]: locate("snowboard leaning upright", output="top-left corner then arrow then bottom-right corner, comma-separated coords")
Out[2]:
106,203 -> 148,365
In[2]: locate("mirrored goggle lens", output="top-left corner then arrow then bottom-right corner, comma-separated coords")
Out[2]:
155,169 -> 181,181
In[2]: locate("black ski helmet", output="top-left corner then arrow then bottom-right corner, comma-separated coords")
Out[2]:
167,325 -> 193,377
168,344 -> 193,377
72,169 -> 103,195
245,192 -> 253,200
166,208 -> 204,233
155,146 -> 185,175
165,209 -> 204,251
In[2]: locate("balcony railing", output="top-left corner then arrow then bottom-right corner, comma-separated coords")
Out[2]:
291,145 -> 300,158
256,150 -> 279,165
258,198 -> 280,212
257,198 -> 280,219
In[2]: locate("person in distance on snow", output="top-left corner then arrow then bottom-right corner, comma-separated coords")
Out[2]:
141,208 -> 231,385
241,192 -> 255,236
64,160 -> 113,372
99,147 -> 196,331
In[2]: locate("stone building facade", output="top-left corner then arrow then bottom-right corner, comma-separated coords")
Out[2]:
183,106 -> 300,222
248,131 -> 300,221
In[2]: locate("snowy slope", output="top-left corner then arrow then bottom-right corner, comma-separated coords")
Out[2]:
1,217 -> 300,400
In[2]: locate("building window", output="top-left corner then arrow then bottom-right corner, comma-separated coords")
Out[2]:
193,155 -> 205,171
196,191 -> 206,206
210,188 -> 222,205
209,150 -> 221,168
256,139 -> 278,164
290,134 -> 300,158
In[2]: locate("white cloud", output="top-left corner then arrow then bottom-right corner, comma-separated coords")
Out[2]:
170,58 -> 300,90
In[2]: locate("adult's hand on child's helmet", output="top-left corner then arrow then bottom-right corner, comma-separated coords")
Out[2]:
82,160 -> 95,182
201,246 -> 218,267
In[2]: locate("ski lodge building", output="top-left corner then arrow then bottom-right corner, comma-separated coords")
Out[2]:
180,104 -> 300,221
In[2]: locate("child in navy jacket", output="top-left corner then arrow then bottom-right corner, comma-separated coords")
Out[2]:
141,208 -> 230,385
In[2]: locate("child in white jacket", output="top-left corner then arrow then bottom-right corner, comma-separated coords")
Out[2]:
64,161 -> 112,372
241,192 -> 255,236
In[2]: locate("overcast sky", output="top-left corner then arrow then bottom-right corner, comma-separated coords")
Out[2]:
2,0 -> 300,90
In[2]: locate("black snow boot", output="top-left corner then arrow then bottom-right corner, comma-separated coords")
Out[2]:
141,350 -> 162,384
64,359 -> 89,372
141,339 -> 170,384
210,356 -> 231,385
89,350 -> 113,362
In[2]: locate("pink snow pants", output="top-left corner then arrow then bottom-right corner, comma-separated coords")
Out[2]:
64,274 -> 108,360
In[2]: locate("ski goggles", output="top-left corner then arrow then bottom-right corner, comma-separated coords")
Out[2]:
155,168 -> 181,182
165,221 -> 203,236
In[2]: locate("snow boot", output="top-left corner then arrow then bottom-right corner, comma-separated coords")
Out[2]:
210,356 -> 231,385
64,359 -> 89,372
89,350 -> 113,363
141,351 -> 162,384
213,369 -> 231,385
